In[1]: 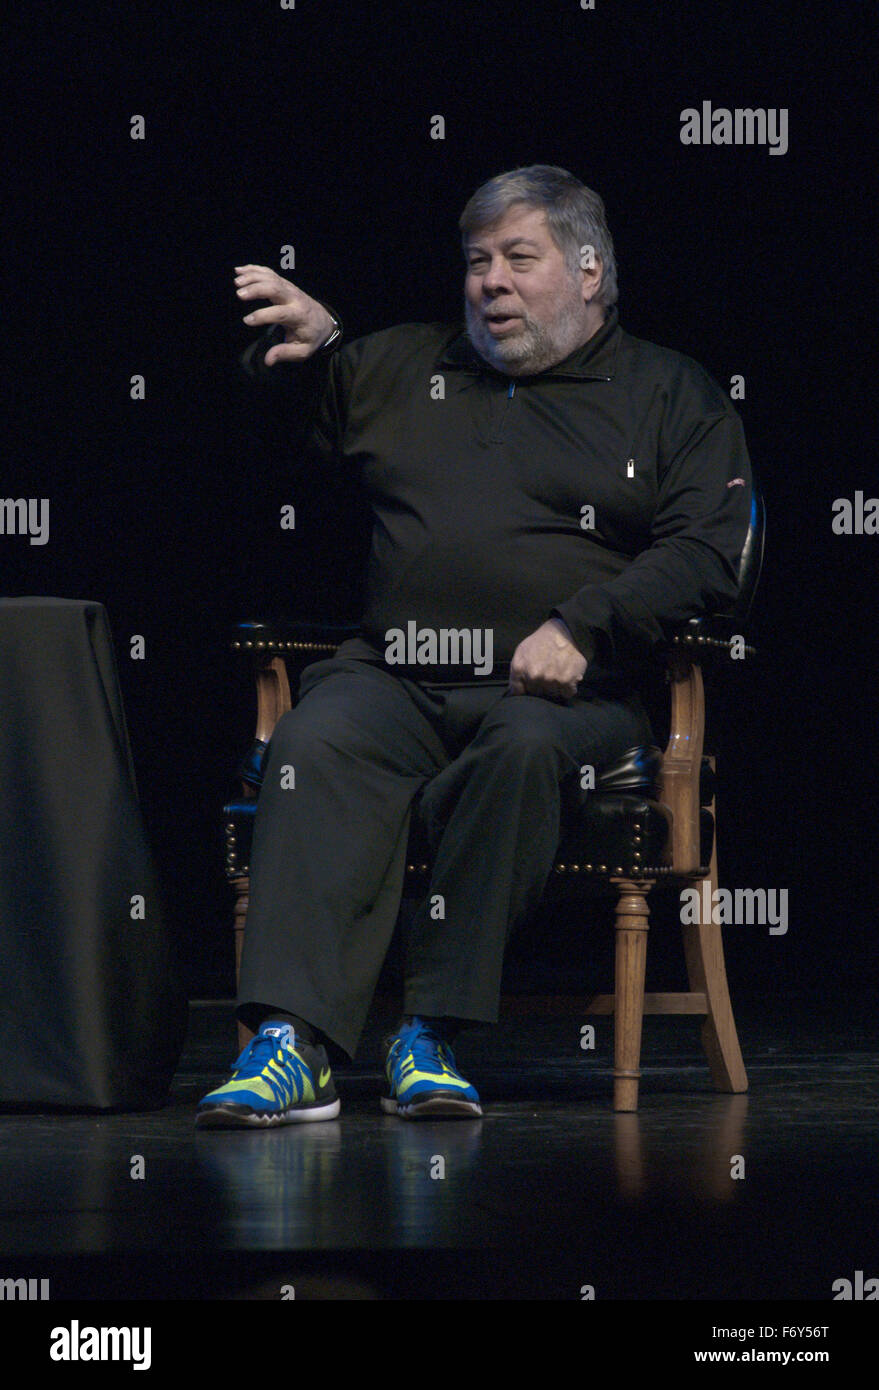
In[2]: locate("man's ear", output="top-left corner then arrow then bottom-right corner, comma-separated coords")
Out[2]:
580,256 -> 604,305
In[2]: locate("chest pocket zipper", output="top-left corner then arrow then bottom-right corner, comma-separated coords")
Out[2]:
485,377 -> 517,443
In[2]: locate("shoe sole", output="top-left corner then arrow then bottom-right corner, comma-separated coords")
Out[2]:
195,1098 -> 341,1129
381,1095 -> 483,1119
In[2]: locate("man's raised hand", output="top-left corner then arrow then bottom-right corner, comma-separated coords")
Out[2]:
234,265 -> 336,365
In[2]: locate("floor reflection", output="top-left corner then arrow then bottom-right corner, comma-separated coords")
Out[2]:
1,1002 -> 876,1299
194,1114 -> 485,1247
613,1095 -> 749,1202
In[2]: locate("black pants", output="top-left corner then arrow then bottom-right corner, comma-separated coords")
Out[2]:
237,647 -> 653,1059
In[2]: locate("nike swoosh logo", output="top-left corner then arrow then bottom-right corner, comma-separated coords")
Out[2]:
318,1067 -> 331,1088
403,1075 -> 473,1091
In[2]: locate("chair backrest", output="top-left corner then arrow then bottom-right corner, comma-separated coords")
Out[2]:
732,471 -> 765,624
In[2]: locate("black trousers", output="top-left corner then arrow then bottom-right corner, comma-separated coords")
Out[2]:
237,646 -> 653,1059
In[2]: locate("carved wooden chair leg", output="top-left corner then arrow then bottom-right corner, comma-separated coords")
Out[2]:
611,878 -> 655,1111
232,874 -> 255,1053
680,777 -> 747,1093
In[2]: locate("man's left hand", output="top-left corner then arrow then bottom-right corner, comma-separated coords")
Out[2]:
508,619 -> 588,699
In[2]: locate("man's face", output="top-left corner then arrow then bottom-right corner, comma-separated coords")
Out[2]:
463,203 -> 602,376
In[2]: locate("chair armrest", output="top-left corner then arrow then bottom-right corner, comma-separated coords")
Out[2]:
229,618 -> 360,786
230,617 -> 360,655
665,615 -> 756,660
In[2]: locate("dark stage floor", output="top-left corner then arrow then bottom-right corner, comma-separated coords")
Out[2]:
1,996 -> 877,1306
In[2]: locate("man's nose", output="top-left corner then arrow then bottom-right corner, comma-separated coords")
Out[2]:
481,257 -> 514,294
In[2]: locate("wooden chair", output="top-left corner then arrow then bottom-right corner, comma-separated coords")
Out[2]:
223,483 -> 764,1110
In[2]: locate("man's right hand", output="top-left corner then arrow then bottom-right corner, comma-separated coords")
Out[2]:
234,265 -> 336,365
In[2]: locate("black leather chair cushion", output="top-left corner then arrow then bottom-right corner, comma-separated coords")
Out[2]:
224,738 -> 715,882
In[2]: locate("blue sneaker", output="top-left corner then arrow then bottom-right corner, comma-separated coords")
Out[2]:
196,1022 -> 340,1128
381,1017 -> 482,1119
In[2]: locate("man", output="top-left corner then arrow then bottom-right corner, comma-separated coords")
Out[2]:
196,164 -> 752,1128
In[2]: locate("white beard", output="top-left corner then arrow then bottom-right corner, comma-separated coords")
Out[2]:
465,281 -> 594,376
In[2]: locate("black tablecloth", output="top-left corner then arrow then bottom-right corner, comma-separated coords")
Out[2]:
0,599 -> 187,1108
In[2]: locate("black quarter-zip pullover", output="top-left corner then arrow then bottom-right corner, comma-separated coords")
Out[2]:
242,305 -> 753,686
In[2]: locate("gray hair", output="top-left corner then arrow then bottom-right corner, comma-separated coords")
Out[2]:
458,164 -> 618,308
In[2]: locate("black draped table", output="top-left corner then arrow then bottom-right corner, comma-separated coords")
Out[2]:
0,599 -> 186,1109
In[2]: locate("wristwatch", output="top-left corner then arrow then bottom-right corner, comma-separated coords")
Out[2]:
315,303 -> 343,354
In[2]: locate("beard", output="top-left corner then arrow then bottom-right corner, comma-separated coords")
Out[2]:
464,280 -> 594,376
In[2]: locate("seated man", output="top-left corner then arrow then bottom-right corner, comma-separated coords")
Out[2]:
196,163 -> 752,1128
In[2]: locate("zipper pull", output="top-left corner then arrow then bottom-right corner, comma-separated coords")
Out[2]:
508,381 -> 516,398
626,458 -> 635,478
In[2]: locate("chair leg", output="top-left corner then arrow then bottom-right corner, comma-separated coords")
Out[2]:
612,878 -> 654,1112
232,875 -> 254,1054
681,844 -> 748,1094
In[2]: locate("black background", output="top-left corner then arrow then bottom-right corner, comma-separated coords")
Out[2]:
4,0 -> 877,1006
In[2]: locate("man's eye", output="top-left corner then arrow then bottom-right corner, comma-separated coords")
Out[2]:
467,254 -> 532,269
